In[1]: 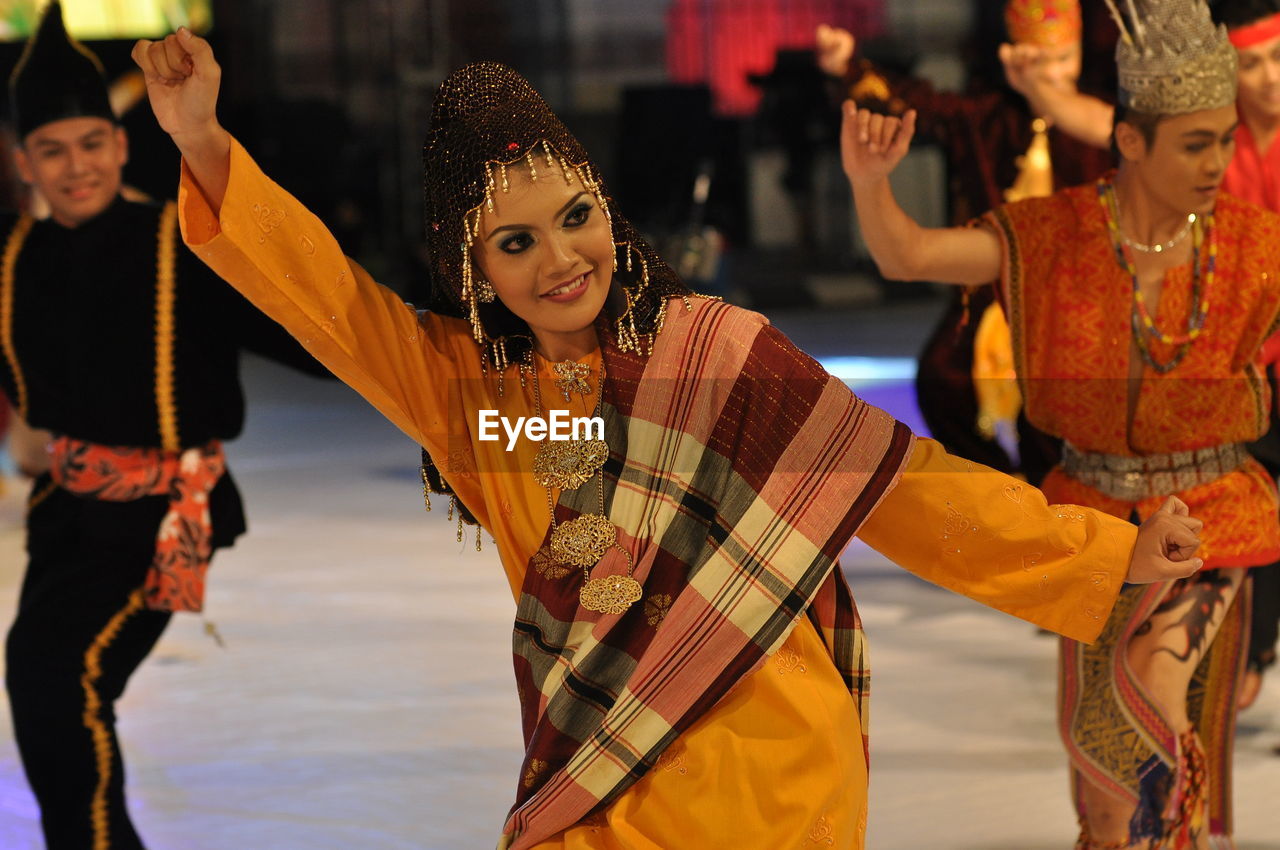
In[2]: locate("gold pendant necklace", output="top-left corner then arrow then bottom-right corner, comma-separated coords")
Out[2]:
530,357 -> 641,614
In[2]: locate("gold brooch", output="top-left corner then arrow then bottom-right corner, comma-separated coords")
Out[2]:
550,514 -> 617,567
552,360 -> 592,401
533,438 -> 608,490
530,359 -> 642,614
580,575 -> 643,615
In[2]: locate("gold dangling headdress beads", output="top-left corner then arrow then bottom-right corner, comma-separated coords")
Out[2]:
421,62 -> 692,372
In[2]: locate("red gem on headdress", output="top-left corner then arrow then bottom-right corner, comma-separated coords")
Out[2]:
432,222 -> 441,231
506,142 -> 521,151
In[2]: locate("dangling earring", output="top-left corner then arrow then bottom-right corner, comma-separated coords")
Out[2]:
475,277 -> 496,303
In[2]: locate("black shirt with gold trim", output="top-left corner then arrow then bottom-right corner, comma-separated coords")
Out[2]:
0,195 -> 329,547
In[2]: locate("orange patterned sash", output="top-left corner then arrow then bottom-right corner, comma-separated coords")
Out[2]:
48,436 -> 225,612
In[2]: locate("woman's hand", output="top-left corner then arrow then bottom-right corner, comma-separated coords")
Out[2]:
132,28 -> 221,144
132,28 -> 231,212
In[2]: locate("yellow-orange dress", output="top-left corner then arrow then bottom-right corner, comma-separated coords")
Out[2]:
178,139 -> 1136,849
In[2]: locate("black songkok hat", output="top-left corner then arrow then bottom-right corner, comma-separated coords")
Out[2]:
422,62 -> 690,366
8,1 -> 115,139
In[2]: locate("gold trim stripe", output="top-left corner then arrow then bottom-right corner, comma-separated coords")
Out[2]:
80,588 -> 146,850
1,215 -> 35,418
26,478 -> 56,515
154,202 -> 179,452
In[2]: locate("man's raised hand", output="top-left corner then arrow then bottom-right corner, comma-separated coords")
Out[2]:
840,104 -> 916,188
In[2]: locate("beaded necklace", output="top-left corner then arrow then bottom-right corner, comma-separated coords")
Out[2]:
1097,180 -> 1214,373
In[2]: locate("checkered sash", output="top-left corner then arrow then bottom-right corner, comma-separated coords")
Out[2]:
500,299 -> 913,848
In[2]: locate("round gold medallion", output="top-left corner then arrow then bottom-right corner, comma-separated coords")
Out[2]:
580,575 -> 643,614
533,439 -> 608,490
549,514 -> 617,567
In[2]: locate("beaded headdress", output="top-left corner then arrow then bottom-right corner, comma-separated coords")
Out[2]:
1004,0 -> 1082,48
422,62 -> 690,370
1103,0 -> 1237,114
8,0 -> 115,139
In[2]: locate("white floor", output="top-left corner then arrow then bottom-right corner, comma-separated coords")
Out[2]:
0,356 -> 1277,850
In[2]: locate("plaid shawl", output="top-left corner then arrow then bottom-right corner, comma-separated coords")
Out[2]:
500,298 -> 913,848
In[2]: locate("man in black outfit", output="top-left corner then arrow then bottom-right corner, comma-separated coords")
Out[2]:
0,5 -> 329,847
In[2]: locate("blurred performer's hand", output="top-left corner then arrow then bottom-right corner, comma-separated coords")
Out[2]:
7,416 -> 51,479
999,42 -> 1046,100
815,24 -> 855,77
840,104 -> 916,187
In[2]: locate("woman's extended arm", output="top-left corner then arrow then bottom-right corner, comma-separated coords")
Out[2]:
134,30 -> 452,454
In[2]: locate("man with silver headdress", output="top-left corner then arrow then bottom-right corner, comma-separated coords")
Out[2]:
844,0 -> 1275,847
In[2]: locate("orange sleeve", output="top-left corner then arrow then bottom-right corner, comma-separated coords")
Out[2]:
857,438 -> 1135,644
176,137 -> 456,459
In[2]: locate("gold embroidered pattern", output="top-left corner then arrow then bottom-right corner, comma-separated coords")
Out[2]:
154,202 -> 180,452
82,589 -> 146,850
252,203 -> 285,241
532,546 -> 572,580
523,758 -> 547,788
775,646 -> 808,675
943,505 -> 974,536
446,449 -> 474,479
805,814 -> 836,846
0,214 -> 35,417
655,744 -> 689,774
941,501 -> 978,555
644,593 -> 672,626
26,478 -> 57,515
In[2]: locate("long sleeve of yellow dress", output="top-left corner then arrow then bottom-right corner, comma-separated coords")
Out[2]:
178,138 -> 1134,850
857,437 -> 1135,645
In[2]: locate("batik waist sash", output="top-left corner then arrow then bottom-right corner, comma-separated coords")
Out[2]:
48,436 -> 226,613
1061,441 -> 1247,502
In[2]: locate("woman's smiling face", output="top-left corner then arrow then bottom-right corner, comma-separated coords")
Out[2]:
472,161 -> 615,359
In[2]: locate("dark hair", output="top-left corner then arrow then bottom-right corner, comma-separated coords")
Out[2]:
1111,104 -> 1164,161
1211,0 -> 1280,29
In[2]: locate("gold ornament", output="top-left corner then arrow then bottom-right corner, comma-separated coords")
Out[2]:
551,359 -> 592,400
550,514 -> 617,567
533,438 -> 608,489
580,575 -> 644,615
